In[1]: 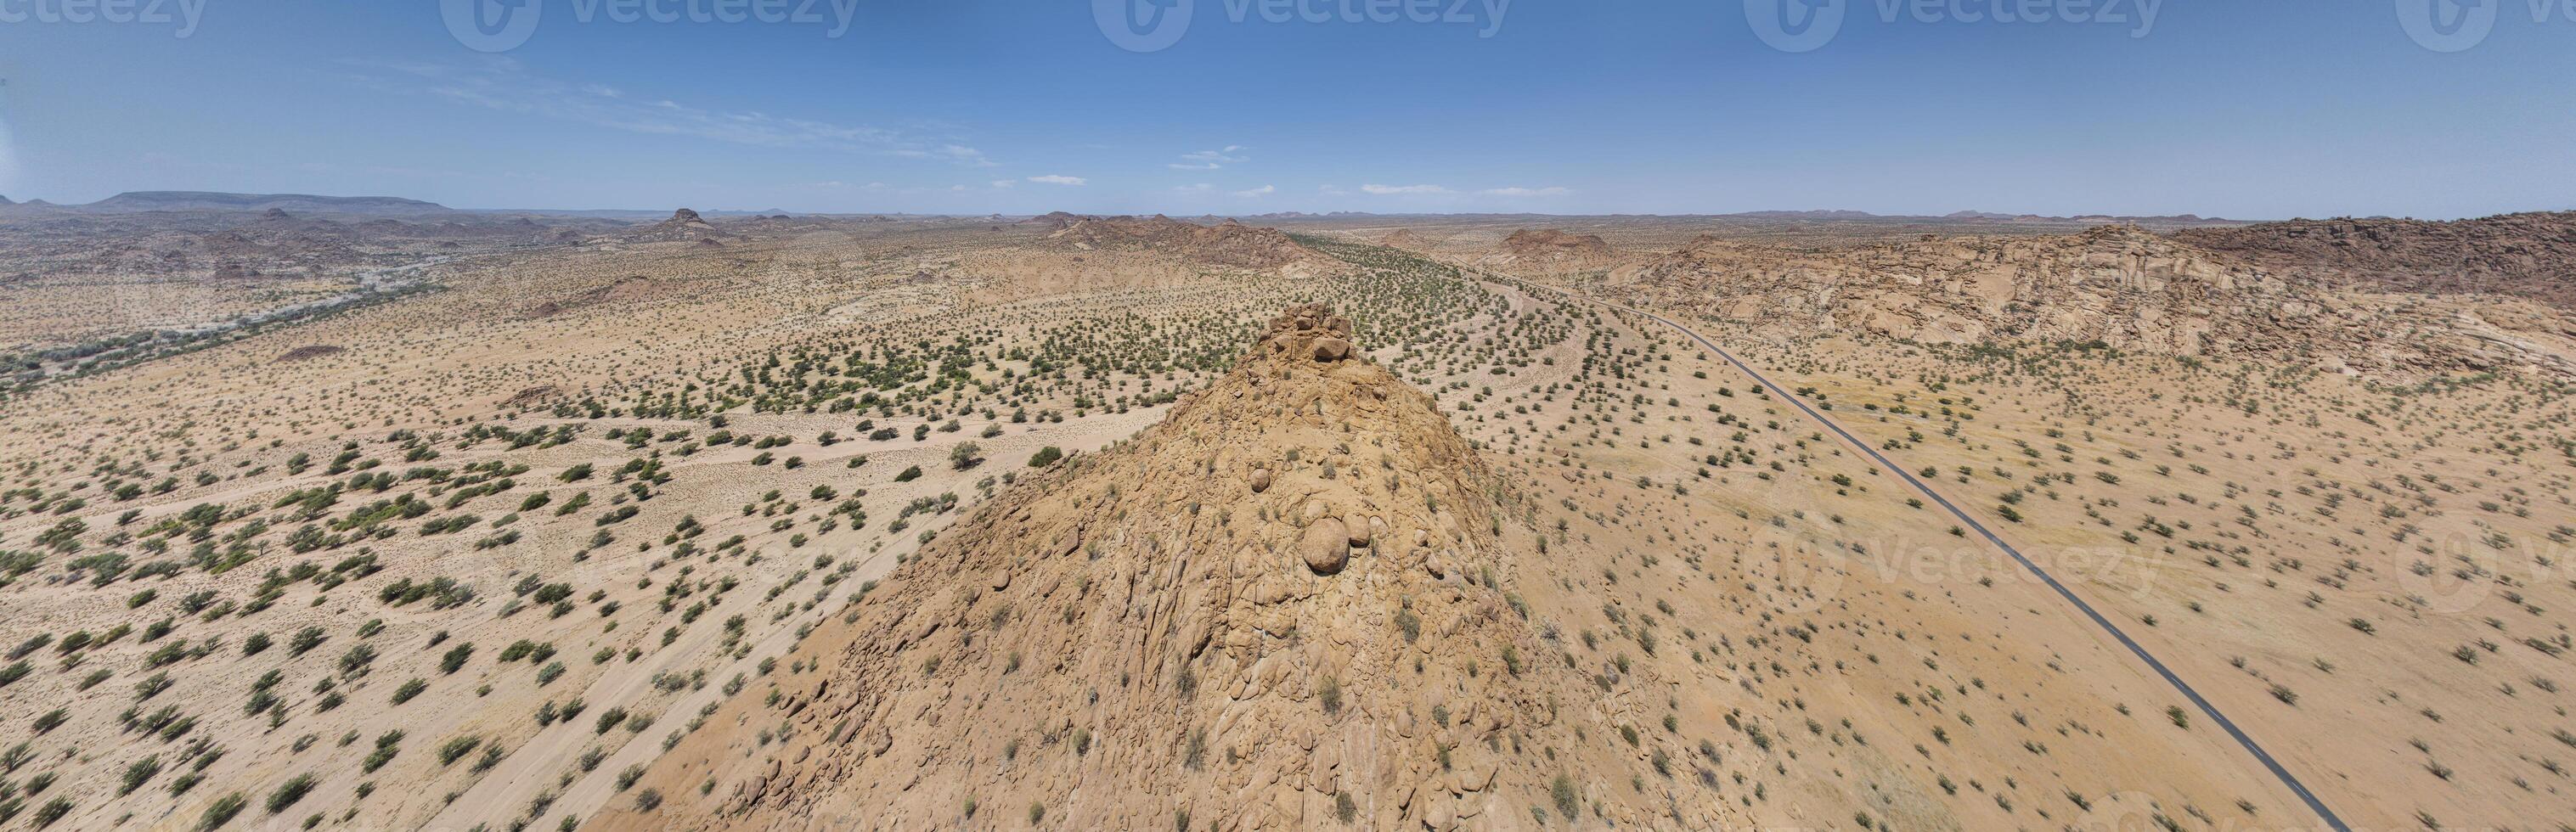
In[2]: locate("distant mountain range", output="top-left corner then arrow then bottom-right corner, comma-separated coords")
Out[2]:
2,191 -> 2551,228
0,192 -> 858,222
70,191 -> 455,215
1246,209 -> 2252,226
1931,210 -> 2241,226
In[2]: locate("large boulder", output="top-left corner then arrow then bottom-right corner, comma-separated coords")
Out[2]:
1301,517 -> 1350,575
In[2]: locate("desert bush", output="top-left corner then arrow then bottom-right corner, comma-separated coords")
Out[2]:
265,773 -> 314,814
198,793 -> 245,829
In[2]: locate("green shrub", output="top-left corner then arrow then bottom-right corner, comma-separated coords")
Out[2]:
198,793 -> 246,829
266,774 -> 315,813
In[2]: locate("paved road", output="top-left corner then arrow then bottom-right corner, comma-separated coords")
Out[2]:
1461,263 -> 2353,832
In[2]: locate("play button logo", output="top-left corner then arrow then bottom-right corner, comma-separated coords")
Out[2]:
442,0 -> 543,53
1745,0 -> 1846,53
1095,0 -> 1195,53
2396,0 -> 2497,52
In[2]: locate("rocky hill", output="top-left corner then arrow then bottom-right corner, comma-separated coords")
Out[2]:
1045,215 -> 1317,268
2173,211 -> 2576,309
593,305 -> 1653,830
1498,228 -> 1615,273
1378,228 -> 1429,250
623,207 -> 726,243
1599,225 -> 2576,377
1020,211 -> 1085,230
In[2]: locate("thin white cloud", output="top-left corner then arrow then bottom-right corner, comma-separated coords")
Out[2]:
1480,186 -> 1573,197
990,180 -> 1017,189
1170,146 -> 1249,171
893,144 -> 999,168
1362,183 -> 1451,195
1174,183 -> 1215,193
355,59 -> 997,167
1028,175 -> 1088,186
1234,184 -> 1276,198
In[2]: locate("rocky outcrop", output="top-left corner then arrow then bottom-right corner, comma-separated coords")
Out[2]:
2173,211 -> 2576,311
1599,225 -> 2576,378
521,275 -> 677,318
1044,215 -> 1318,269
274,345 -> 346,362
626,208 -> 724,243
1021,211 -> 1085,230
1501,228 -> 1614,272
593,305 -> 1655,831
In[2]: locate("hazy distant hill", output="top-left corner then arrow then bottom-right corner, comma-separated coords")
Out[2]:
78,191 -> 454,216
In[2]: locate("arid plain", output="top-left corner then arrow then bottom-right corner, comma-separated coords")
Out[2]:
3,199 -> 2573,831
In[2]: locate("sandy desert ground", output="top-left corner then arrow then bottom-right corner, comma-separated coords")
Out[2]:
2,206 -> 2571,831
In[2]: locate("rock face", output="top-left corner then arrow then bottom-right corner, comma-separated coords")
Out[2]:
1598,225 -> 2576,378
2173,211 -> 2576,312
593,306 -> 1651,831
1044,214 -> 1317,268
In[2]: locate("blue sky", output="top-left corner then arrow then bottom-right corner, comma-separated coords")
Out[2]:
0,0 -> 2568,218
